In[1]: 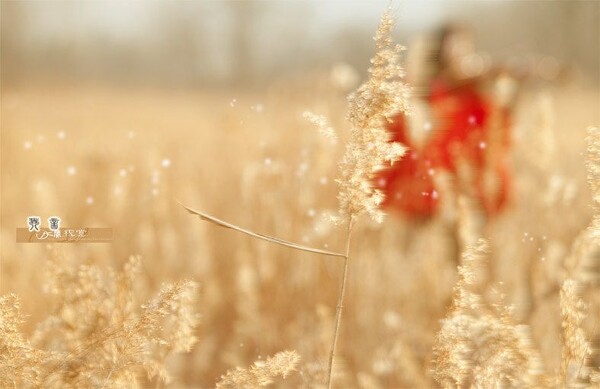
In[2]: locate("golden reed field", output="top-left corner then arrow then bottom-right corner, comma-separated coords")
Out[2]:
1,6 -> 600,389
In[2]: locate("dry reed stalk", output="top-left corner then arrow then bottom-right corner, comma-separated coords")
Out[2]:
324,8 -> 408,387
325,218 -> 354,389
181,8 -> 408,388
179,203 -> 345,259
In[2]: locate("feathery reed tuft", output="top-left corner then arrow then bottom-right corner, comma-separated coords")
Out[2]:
1,249 -> 199,388
560,278 -> 591,385
216,350 -> 301,388
432,240 -> 545,388
303,111 -> 338,144
0,294 -> 44,388
335,8 -> 409,223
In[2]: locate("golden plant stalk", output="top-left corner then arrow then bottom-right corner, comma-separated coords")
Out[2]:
181,8 -> 408,388
325,9 -> 408,388
180,203 -> 345,258
325,217 -> 354,389
180,205 -> 352,388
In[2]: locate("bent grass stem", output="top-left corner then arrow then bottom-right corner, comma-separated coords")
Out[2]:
180,202 -> 355,388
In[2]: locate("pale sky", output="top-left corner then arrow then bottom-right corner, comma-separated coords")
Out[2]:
23,1 -> 450,43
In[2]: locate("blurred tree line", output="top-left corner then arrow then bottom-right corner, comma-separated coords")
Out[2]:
1,1 -> 598,88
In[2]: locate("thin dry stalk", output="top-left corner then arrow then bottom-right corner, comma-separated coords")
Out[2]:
326,217 -> 354,389
180,203 -> 345,259
181,9 -> 408,389
325,9 -> 408,386
179,204 -> 352,388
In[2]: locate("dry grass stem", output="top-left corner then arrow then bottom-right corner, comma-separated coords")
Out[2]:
180,203 -> 345,258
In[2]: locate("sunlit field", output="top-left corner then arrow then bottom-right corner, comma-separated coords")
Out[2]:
1,3 -> 599,388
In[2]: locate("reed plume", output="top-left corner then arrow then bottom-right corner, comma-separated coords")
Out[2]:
320,8 -> 410,387
181,8 -> 409,389
0,250 -> 199,388
216,350 -> 301,388
432,240 -> 545,388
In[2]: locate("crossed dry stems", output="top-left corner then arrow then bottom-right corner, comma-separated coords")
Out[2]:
180,9 -> 409,388
180,204 -> 354,388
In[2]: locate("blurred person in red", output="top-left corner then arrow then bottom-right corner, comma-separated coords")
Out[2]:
376,24 -> 518,222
